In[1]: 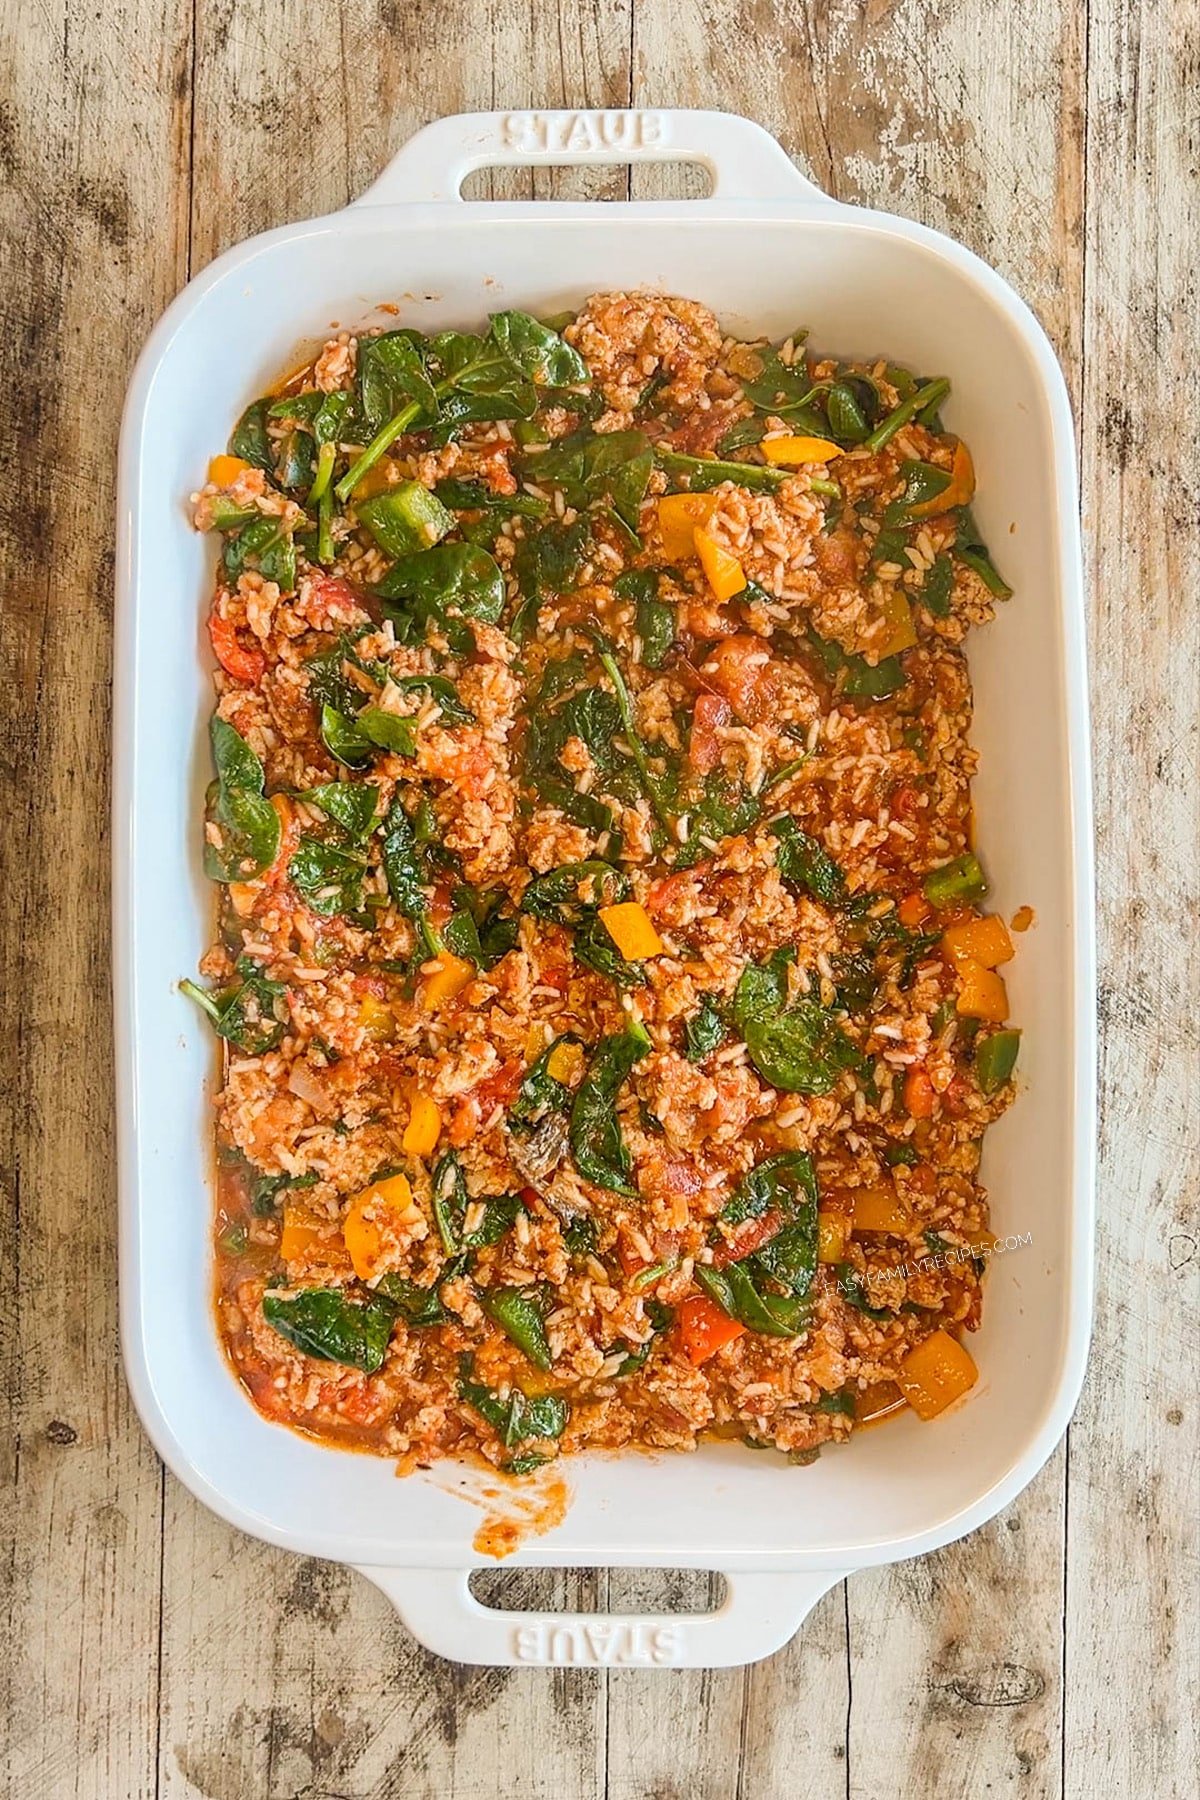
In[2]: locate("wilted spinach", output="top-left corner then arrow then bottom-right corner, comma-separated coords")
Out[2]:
381,795 -> 440,957
685,996 -> 728,1062
229,397 -> 274,472
770,815 -> 846,904
457,1354 -> 569,1447
569,1019 -> 651,1194
521,860 -> 629,924
614,569 -> 675,668
203,717 -> 281,882
180,954 -> 286,1053
718,1151 -> 819,1301
733,954 -> 861,1094
288,838 -> 368,917
222,514 -> 297,593
262,1287 -> 396,1373
298,781 -> 381,841
374,543 -> 505,639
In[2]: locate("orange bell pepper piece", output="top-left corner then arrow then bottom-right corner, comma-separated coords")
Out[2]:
694,527 -> 747,602
896,1329 -> 978,1419
657,492 -> 717,558
759,434 -> 842,465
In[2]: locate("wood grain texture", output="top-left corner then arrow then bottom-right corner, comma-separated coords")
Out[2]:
1,0 -> 1196,1795
1067,0 -> 1200,1794
0,2 -> 191,1797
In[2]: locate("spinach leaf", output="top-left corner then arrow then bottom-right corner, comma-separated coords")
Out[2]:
563,1215 -> 599,1258
835,1263 -> 896,1321
431,1150 -> 468,1253
481,1285 -> 553,1370
824,377 -> 879,444
262,1287 -> 395,1372
434,477 -> 550,524
815,1386 -> 857,1416
954,507 -> 1012,598
695,1263 -> 811,1338
288,838 -> 368,916
921,551 -> 955,617
685,996 -> 727,1062
511,1035 -> 580,1126
319,702 -> 418,769
375,543 -> 505,631
457,1354 -> 569,1448
740,341 -> 816,415
229,397 -> 274,472
180,954 -> 287,1054
536,777 -> 615,837
358,483 -> 454,559
572,913 -> 648,989
673,772 -> 762,867
569,1019 -> 651,1194
203,717 -> 281,882
488,310 -> 589,386
806,629 -> 906,701
248,1167 -> 317,1218
298,781 -> 380,841
770,815 -> 846,904
733,957 -> 860,1094
319,703 -> 374,770
720,1151 -> 819,1299
269,387 -> 352,448
375,1267 -> 456,1328
510,516 -> 592,636
304,633 -> 387,718
614,569 -> 675,667
464,1193 -> 522,1250
222,515 -> 297,593
381,795 -> 440,956
356,331 -> 438,435
526,430 -> 652,531
521,860 -> 630,924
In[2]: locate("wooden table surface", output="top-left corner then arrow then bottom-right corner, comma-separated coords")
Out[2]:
3,0 -> 1197,1794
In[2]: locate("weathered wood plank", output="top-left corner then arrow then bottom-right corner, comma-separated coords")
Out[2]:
626,3 -> 1084,1793
0,1 -> 192,1795
1066,0 -> 1200,1793
159,1497 -> 606,1798
157,8 -> 631,1797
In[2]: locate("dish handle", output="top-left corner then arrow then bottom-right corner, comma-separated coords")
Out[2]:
354,1564 -> 851,1669
351,109 -> 833,208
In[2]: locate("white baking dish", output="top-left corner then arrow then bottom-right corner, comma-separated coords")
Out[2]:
114,109 -> 1095,1669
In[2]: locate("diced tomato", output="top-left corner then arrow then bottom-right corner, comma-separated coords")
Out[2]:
904,1066 -> 937,1119
711,1209 -> 782,1269
905,1162 -> 937,1196
646,872 -> 692,917
351,971 -> 387,999
475,1059 -> 524,1111
892,784 -> 922,821
617,1234 -> 652,1277
306,575 -> 363,624
678,1294 -> 746,1366
519,1187 -> 541,1212
208,610 -> 265,684
660,1159 -> 703,1201
898,890 -> 931,929
942,1073 -> 970,1117
689,691 -> 732,773
702,633 -> 779,723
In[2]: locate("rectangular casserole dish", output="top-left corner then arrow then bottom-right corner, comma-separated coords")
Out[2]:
115,108 -> 1095,1669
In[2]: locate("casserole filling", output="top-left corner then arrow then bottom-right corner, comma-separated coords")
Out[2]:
186,292 -> 1019,1473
